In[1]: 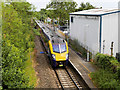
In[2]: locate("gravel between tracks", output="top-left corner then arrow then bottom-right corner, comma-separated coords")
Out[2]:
34,35 -> 59,88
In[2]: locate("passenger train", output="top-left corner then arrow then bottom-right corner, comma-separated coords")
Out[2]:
35,19 -> 69,68
48,37 -> 69,67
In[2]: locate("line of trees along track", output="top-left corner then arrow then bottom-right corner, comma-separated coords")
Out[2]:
2,2 -> 35,89
35,0 -> 96,26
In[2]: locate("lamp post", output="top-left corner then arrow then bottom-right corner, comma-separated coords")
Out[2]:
65,20 -> 69,44
53,19 -> 55,31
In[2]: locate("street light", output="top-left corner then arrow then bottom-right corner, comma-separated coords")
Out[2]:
53,19 -> 55,31
65,20 -> 69,44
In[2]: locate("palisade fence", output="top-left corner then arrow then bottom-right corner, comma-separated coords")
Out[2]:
69,36 -> 96,61
69,36 -> 120,62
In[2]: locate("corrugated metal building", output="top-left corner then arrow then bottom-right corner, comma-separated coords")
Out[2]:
69,9 -> 120,56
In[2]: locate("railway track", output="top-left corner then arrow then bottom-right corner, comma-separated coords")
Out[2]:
54,67 -> 82,89
34,19 -> 89,89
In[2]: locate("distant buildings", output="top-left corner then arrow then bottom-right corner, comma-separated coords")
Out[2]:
69,9 -> 120,57
46,17 -> 52,23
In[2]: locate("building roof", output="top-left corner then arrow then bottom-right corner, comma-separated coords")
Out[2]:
69,9 -> 120,16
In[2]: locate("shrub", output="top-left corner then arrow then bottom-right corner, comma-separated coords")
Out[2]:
90,69 -> 120,88
2,3 -> 35,88
91,53 -> 120,88
94,53 -> 117,70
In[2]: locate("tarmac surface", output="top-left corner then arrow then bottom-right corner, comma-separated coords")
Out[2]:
69,47 -> 97,88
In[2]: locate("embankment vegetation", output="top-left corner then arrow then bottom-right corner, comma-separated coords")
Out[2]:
2,2 -> 37,88
90,53 -> 120,88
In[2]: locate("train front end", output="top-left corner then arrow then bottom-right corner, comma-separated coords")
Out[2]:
48,38 -> 69,68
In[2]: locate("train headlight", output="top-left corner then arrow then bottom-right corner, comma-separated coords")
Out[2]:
66,54 -> 68,59
52,54 -> 56,59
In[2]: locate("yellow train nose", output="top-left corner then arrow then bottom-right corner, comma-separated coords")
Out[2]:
56,53 -> 66,61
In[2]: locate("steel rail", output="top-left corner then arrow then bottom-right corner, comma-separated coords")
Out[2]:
65,67 -> 80,90
54,69 -> 64,90
54,67 -> 81,90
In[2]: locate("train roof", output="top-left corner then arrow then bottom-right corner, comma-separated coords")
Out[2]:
51,36 -> 66,44
34,19 -> 66,44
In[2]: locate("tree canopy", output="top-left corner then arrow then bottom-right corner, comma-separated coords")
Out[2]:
36,1 -> 96,26
75,2 -> 95,11
45,0 -> 77,25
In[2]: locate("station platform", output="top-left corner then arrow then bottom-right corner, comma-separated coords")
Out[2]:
69,47 -> 97,88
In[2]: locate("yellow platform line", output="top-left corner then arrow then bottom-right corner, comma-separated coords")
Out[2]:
79,61 -> 91,73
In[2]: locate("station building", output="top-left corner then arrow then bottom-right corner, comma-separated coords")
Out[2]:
69,9 -> 120,57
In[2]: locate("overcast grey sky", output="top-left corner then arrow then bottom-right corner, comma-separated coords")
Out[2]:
27,0 -> 120,11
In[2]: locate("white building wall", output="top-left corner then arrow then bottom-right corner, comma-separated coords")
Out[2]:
118,1 -> 120,53
70,15 -> 100,53
102,13 -> 118,56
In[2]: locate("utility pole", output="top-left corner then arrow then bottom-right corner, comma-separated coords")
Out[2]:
53,19 -> 55,31
87,46 -> 89,62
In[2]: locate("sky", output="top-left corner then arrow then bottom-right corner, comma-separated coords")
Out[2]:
27,0 -> 120,11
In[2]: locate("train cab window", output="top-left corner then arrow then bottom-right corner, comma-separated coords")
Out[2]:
60,44 -> 66,53
52,44 -> 66,53
52,44 -> 60,53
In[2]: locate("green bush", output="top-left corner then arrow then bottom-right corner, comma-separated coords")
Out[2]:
33,29 -> 41,36
90,69 -> 120,88
94,53 -> 117,69
2,2 -> 35,88
90,53 -> 120,88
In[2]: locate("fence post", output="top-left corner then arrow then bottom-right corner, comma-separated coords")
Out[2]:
87,47 -> 89,62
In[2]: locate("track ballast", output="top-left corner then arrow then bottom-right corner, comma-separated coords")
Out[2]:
54,67 -> 82,89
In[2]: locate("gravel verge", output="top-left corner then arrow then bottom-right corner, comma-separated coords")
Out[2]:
34,35 -> 60,88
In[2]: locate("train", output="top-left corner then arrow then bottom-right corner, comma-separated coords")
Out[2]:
35,19 -> 69,68
48,36 -> 69,67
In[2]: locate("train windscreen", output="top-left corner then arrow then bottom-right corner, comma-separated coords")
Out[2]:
60,44 -> 66,53
52,44 -> 66,53
52,44 -> 60,53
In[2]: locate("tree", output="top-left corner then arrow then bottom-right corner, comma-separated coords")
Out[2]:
11,2 -> 35,23
46,0 -> 77,25
2,2 -> 34,88
75,2 -> 95,12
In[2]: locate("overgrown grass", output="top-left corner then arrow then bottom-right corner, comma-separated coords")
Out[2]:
24,50 -> 37,87
90,69 -> 120,88
33,28 -> 41,36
